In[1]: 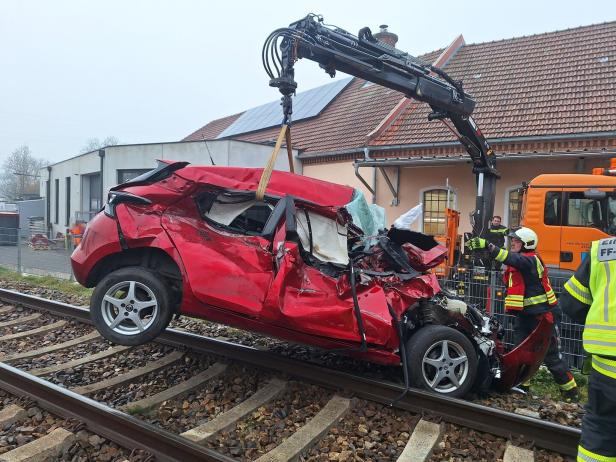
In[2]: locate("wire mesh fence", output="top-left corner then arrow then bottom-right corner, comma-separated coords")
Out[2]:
0,226 -> 585,369
0,227 -> 74,279
439,268 -> 584,369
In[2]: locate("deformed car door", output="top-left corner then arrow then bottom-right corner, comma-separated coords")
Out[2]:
261,196 -> 298,321
261,199 -> 391,345
162,194 -> 277,317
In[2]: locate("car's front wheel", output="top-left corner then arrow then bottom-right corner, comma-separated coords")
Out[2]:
90,267 -> 173,345
405,325 -> 478,398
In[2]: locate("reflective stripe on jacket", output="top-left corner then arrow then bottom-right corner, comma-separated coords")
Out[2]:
583,239 -> 616,358
502,251 -> 557,312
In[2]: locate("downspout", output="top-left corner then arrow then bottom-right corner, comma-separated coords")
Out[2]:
98,149 -> 105,210
364,147 -> 377,204
46,166 -> 52,236
355,147 -> 377,197
372,167 -> 377,204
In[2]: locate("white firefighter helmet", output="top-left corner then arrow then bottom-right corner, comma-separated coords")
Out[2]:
508,227 -> 538,250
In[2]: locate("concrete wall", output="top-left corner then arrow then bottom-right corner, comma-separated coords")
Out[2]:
303,156 -> 612,233
40,140 -> 299,236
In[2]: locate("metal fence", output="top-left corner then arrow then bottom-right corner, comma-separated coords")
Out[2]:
0,227 -> 74,279
0,227 -> 584,369
439,268 -> 584,369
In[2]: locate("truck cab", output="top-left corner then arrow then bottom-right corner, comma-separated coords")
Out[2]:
521,159 -> 616,275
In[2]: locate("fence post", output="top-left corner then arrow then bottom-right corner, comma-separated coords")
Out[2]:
489,269 -> 496,314
69,250 -> 75,282
17,228 -> 22,274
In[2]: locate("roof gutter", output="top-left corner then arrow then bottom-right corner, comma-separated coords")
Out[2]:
298,131 -> 616,160
354,149 -> 616,168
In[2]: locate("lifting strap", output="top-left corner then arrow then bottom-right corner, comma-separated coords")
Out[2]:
256,124 -> 294,201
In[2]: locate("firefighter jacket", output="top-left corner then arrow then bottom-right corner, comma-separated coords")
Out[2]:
486,224 -> 508,248
562,238 -> 616,379
488,246 -> 557,314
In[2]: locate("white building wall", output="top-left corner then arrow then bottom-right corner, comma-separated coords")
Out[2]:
40,140 -> 299,236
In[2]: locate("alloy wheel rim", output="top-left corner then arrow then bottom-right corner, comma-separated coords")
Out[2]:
421,339 -> 469,393
100,280 -> 158,336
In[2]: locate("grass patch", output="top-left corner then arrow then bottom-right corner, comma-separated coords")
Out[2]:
529,366 -> 588,403
0,266 -> 92,299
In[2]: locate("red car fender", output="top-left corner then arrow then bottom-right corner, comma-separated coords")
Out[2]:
113,204 -> 203,314
115,203 -> 167,244
495,312 -> 553,391
71,213 -> 122,285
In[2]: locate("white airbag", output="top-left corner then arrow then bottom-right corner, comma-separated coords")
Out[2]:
297,211 -> 349,265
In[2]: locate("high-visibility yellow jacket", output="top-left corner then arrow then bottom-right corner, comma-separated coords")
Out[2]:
562,237 -> 616,379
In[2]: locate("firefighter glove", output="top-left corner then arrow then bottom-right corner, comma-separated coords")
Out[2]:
467,237 -> 487,251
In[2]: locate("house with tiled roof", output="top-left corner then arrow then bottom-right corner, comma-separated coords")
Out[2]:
184,21 -> 616,234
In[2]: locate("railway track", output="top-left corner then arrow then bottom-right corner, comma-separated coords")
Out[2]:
0,287 -> 578,461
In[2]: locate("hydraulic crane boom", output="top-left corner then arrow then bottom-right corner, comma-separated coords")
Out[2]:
263,14 -> 500,237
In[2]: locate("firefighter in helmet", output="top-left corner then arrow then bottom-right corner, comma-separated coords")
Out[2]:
561,237 -> 616,461
468,227 -> 579,400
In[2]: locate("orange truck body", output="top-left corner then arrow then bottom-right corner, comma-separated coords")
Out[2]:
520,159 -> 616,273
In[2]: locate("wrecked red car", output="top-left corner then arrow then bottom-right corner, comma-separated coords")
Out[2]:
71,161 -> 551,398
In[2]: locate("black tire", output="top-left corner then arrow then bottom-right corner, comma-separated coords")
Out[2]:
90,267 -> 173,346
405,325 -> 478,398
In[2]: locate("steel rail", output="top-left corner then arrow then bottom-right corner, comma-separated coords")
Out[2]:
0,363 -> 236,462
0,288 -> 580,456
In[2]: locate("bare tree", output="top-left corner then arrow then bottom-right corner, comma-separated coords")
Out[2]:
0,146 -> 48,200
80,136 -> 119,154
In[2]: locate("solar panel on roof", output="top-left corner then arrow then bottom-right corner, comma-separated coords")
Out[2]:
217,77 -> 353,138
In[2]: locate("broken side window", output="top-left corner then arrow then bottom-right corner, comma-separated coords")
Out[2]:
197,192 -> 275,235
296,209 -> 349,265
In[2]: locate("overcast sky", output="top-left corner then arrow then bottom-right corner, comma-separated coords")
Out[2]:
1,0 -> 615,166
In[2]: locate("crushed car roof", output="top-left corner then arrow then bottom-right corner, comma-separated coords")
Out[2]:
174,164 -> 356,207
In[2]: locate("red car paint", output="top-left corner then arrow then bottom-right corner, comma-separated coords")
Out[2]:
496,313 -> 553,391
71,161 -> 547,390
71,212 -> 122,284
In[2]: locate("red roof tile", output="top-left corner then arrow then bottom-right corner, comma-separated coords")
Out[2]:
373,21 -> 616,146
232,77 -> 406,153
184,21 -> 616,157
183,112 -> 243,141
183,50 -> 442,153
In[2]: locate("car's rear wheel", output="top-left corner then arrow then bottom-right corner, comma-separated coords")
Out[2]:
90,267 -> 173,345
405,325 -> 477,398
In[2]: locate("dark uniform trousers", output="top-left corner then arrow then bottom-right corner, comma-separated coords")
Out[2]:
580,368 -> 616,459
513,307 -> 574,386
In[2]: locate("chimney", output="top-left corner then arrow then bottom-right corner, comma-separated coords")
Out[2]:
374,24 -> 398,48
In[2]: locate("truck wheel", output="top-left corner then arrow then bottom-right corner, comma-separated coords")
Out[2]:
90,267 -> 173,346
406,325 -> 478,398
